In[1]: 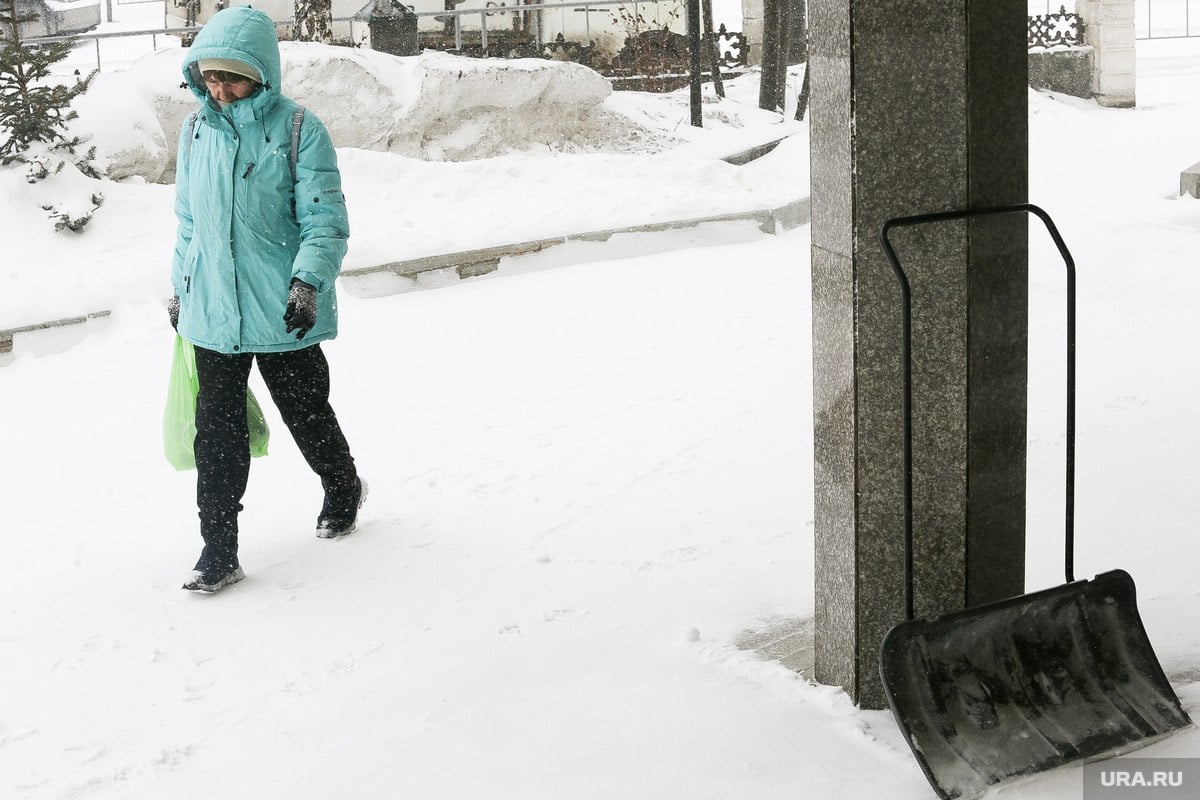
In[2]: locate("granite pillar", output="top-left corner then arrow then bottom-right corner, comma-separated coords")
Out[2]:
809,0 -> 1029,709
742,0 -> 765,67
1077,0 -> 1137,108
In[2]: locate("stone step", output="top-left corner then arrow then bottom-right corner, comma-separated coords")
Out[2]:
340,197 -> 810,290
1180,160 -> 1200,198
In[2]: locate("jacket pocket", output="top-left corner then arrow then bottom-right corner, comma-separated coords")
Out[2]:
247,144 -> 294,223
182,247 -> 199,293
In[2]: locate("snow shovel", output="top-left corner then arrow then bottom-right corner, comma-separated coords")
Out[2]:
876,204 -> 1192,800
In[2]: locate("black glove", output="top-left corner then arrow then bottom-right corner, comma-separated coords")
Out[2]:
283,279 -> 317,340
168,295 -> 180,330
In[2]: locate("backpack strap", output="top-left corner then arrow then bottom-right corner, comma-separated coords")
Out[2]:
289,107 -> 305,185
185,110 -> 199,163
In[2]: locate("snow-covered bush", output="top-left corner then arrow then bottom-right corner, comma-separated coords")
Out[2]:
1,0 -> 103,230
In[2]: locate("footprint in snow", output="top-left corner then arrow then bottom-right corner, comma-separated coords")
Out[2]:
62,743 -> 109,764
181,680 -> 214,701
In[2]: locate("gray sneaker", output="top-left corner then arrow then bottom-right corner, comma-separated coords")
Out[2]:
316,477 -> 368,539
182,550 -> 244,593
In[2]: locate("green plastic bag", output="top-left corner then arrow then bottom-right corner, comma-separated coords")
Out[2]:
163,335 -> 270,471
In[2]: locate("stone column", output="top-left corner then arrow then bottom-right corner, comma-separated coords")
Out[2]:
809,0 -> 1029,709
744,0 -> 807,71
1077,0 -> 1137,107
742,0 -> 764,66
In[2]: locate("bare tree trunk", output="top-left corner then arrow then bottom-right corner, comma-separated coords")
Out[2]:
794,59 -> 810,120
758,0 -> 789,111
787,0 -> 806,62
295,0 -> 334,42
700,0 -> 724,98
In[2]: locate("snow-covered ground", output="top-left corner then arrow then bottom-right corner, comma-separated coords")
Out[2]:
3,8 -> 1199,800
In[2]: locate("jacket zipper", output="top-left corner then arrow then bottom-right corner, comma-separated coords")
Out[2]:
227,112 -> 243,351
225,111 -> 239,259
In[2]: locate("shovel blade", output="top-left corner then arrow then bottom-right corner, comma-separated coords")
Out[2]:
879,569 -> 1192,799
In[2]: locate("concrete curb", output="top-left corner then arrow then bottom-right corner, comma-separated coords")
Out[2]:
720,136 -> 790,166
0,311 -> 110,355
341,196 -> 810,287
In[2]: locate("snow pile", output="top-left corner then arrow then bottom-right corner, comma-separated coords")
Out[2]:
287,47 -> 647,161
19,149 -> 106,233
336,133 -> 808,270
70,44 -> 671,180
0,166 -> 175,328
0,129 -> 808,329
70,51 -> 184,183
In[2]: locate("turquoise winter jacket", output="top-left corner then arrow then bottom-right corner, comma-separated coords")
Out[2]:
172,6 -> 349,354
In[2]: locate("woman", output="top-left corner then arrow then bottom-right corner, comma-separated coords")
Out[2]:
171,5 -> 364,593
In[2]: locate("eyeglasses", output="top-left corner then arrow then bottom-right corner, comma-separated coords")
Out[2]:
202,70 -> 254,87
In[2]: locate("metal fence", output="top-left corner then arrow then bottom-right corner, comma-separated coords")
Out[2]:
24,25 -> 188,72
381,0 -> 747,68
1028,0 -> 1076,13
1137,0 -> 1200,38
24,1 -> 626,73
395,0 -> 660,57
1029,5 -> 1083,48
1027,0 -> 1200,45
27,0 -> 748,76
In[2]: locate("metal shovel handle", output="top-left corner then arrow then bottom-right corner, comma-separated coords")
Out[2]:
879,203 -> 1077,621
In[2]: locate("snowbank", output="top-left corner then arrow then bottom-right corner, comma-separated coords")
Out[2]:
0,130 -> 808,331
7,54 -> 808,332
70,44 -> 661,180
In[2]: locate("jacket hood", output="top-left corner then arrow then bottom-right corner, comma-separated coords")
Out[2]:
182,6 -> 281,110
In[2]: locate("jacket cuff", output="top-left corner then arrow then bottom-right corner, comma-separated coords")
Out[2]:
292,269 -> 325,292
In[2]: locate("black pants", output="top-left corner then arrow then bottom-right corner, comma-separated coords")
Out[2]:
193,344 -> 356,555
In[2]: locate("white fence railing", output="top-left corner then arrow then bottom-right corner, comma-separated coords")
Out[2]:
1137,0 -> 1200,38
